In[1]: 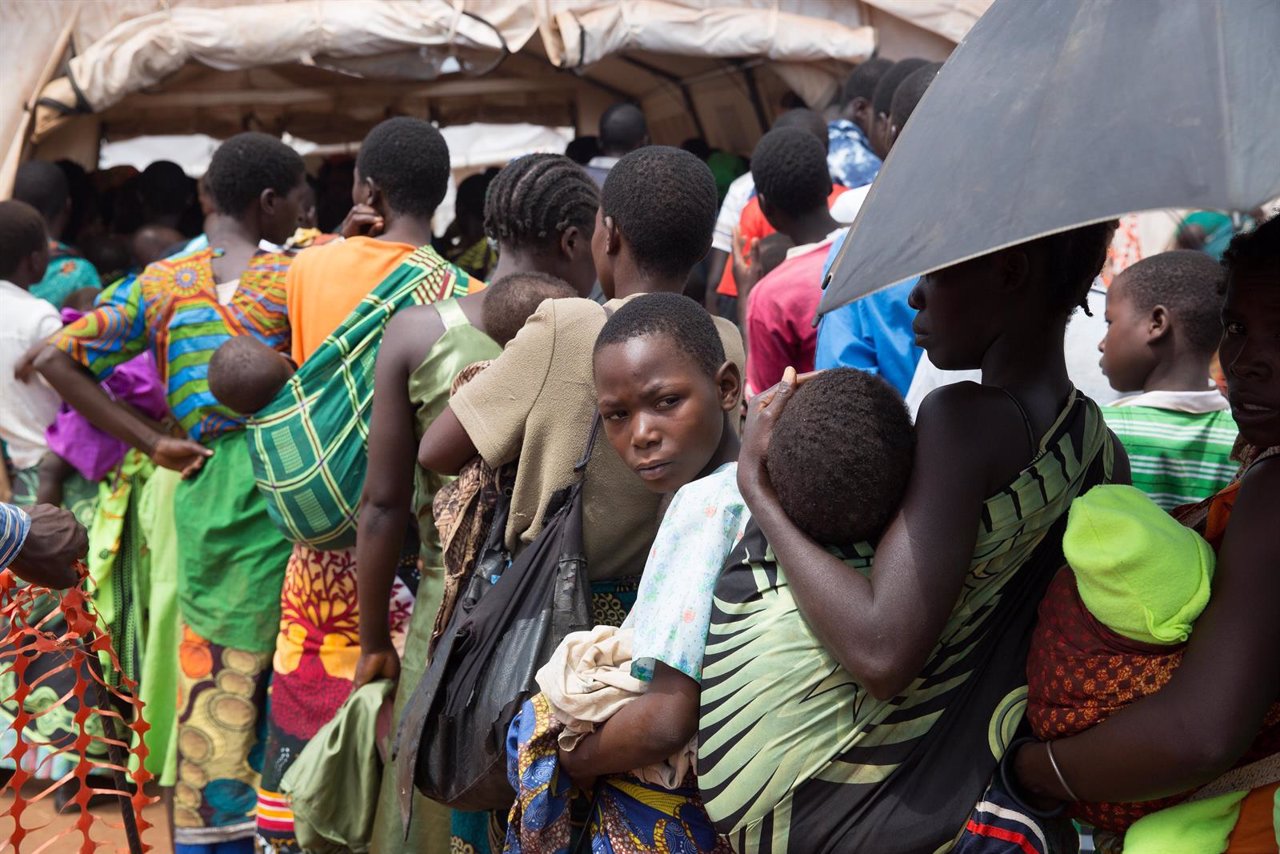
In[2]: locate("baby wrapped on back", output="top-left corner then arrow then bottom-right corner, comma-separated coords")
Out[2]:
1027,484 -> 1280,846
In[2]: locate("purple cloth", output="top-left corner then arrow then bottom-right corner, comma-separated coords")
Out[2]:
44,308 -> 169,481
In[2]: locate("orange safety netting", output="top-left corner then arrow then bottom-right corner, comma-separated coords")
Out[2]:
0,562 -> 155,853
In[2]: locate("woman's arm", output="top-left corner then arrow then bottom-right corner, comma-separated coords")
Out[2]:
417,406 -> 478,475
738,377 -> 1020,700
353,312 -> 439,690
34,347 -> 209,477
1015,457 -> 1280,801
559,663 -> 699,787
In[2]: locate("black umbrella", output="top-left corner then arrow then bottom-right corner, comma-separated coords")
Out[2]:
821,0 -> 1280,314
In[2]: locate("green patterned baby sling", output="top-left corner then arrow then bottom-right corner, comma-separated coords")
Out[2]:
698,392 -> 1114,853
246,245 -> 473,549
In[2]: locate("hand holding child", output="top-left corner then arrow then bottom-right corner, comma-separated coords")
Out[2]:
738,367 -> 819,499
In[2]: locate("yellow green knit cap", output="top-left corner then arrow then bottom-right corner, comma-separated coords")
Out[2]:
1063,484 -> 1214,646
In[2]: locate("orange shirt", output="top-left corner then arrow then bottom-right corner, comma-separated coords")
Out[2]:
716,184 -> 849,298
286,236 -> 418,364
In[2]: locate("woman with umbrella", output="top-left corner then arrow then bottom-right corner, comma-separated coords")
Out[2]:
698,220 -> 1129,852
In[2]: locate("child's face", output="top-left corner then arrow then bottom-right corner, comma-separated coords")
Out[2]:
1098,277 -> 1156,393
1220,271 -> 1280,448
594,334 -> 735,495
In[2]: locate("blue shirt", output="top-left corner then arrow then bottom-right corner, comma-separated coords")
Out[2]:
0,503 -> 31,569
814,230 -> 922,397
826,120 -> 882,190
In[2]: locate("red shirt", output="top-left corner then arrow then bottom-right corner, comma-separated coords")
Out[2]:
744,239 -> 834,393
716,185 -> 848,298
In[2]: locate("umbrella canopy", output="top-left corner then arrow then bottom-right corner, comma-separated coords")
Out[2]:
821,0 -> 1280,315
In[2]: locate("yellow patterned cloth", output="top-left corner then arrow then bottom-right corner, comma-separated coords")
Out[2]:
174,624 -> 273,846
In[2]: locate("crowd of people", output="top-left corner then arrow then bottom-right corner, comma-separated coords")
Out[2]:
1,52 -> 1278,854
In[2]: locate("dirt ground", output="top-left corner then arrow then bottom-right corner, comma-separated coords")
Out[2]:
2,779 -> 171,853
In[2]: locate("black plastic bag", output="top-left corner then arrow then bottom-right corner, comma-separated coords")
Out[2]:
393,419 -> 599,820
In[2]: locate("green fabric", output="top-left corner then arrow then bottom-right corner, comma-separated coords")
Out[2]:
246,246 -> 474,551
31,240 -> 100,307
1123,790 -> 1246,854
174,430 -> 293,652
369,587 -> 452,853
281,680 -> 395,853
86,450 -> 155,688
407,298 -> 501,568
137,464 -> 183,783
1065,484 -> 1215,645
8,462 -> 99,528
371,298 -> 495,853
698,394 -> 1113,848
1102,405 -> 1237,510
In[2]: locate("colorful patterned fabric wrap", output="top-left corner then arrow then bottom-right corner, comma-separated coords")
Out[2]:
174,623 -> 273,846
256,542 -> 418,853
51,248 -> 293,442
698,393 -> 1114,853
1028,457 -> 1280,836
1027,568 -> 1190,831
504,692 -> 732,854
245,245 -> 474,550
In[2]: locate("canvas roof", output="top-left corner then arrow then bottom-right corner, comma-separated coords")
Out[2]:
2,0 -> 992,191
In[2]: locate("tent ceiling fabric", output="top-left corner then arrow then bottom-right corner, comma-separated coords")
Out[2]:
544,1 -> 874,66
13,0 -> 990,170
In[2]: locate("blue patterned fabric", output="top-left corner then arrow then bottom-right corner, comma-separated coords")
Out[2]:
826,120 -> 882,190
503,694 -> 730,854
0,503 -> 30,569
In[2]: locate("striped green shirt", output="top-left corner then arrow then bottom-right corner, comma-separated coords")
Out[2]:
1103,390 -> 1238,510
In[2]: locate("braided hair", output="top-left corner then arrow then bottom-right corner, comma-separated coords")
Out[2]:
484,154 -> 599,253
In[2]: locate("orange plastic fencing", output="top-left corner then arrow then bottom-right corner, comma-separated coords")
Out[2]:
0,562 -> 155,853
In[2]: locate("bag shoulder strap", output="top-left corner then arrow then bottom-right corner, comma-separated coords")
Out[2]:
572,302 -> 616,475
436,298 -> 468,330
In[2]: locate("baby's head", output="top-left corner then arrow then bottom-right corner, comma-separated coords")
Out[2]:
767,369 -> 914,547
482,271 -> 577,348
208,335 -> 295,415
1099,250 -> 1225,393
593,293 -> 741,495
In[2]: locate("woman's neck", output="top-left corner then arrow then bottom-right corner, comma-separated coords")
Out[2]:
206,216 -> 260,253
489,247 -> 545,284
378,212 -> 435,248
980,321 -> 1072,403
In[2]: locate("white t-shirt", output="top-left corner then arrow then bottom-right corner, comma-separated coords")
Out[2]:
0,280 -> 64,469
712,173 -> 757,253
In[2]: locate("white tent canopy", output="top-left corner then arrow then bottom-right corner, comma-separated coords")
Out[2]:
3,0 -> 992,191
